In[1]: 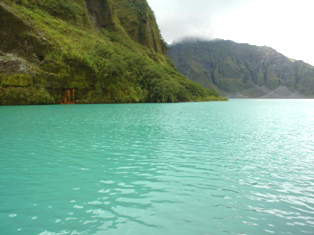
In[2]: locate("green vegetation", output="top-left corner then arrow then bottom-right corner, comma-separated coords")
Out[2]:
169,39 -> 314,97
0,0 -> 225,105
0,87 -> 55,105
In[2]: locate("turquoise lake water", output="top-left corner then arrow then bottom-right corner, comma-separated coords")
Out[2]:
0,99 -> 314,235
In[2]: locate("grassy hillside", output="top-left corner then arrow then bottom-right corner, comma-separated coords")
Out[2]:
0,0 -> 225,105
169,39 -> 314,98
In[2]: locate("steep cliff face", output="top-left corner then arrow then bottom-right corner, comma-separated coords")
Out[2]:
169,39 -> 314,98
111,0 -> 167,55
85,0 -> 167,55
0,2 -> 50,93
0,3 -> 50,62
0,0 -> 220,105
85,0 -> 115,28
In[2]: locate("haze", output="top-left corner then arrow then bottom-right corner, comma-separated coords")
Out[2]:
147,0 -> 314,66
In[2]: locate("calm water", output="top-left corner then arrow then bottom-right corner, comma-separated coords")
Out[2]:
0,100 -> 314,235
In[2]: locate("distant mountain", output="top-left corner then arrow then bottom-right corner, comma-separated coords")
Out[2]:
168,39 -> 314,98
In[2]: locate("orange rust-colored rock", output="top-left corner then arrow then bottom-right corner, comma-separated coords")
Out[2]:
61,89 -> 75,104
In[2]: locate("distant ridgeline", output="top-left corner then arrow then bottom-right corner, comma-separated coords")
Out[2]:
0,0 -> 224,105
168,39 -> 314,98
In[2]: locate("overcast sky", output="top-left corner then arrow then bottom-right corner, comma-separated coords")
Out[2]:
147,0 -> 314,65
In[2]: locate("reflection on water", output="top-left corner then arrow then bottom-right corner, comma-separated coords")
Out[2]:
0,100 -> 314,235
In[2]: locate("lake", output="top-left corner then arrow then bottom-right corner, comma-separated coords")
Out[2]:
0,99 -> 314,235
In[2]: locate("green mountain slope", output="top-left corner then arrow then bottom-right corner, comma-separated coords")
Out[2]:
0,0 -> 223,105
168,39 -> 314,98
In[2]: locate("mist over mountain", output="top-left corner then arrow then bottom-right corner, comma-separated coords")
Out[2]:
168,39 -> 314,98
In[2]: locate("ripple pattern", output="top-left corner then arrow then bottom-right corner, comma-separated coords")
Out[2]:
0,100 -> 314,235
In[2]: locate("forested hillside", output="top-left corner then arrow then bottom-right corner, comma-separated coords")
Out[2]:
0,0 -> 224,105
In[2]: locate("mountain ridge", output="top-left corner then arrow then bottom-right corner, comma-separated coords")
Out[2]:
168,38 -> 314,98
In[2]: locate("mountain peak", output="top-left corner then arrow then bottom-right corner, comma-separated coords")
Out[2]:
168,39 -> 314,98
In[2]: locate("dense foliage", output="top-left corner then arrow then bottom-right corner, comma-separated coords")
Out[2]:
0,87 -> 55,105
0,0 -> 225,105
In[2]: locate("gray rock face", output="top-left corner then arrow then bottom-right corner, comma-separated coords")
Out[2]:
85,0 -> 114,28
260,86 -> 304,99
0,53 -> 30,75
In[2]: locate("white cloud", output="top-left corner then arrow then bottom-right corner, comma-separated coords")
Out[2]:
147,0 -> 314,65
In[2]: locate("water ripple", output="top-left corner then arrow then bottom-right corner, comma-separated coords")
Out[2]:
0,100 -> 314,235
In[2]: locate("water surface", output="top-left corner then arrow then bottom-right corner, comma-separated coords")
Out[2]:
0,100 -> 314,235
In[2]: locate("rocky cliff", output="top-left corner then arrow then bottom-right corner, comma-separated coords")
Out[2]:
168,39 -> 314,98
0,0 -> 220,105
